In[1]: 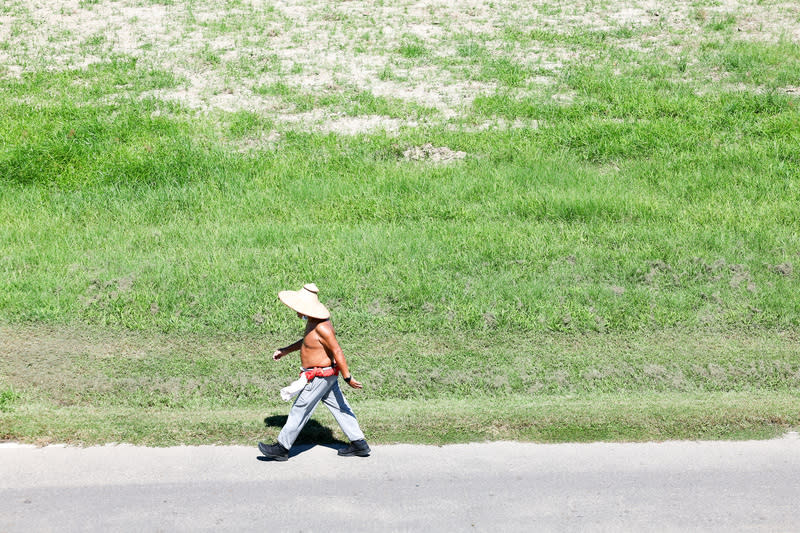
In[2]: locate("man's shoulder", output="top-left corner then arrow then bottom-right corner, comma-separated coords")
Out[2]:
313,319 -> 336,337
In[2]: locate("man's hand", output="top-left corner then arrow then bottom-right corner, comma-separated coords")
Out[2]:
346,377 -> 363,389
272,349 -> 284,361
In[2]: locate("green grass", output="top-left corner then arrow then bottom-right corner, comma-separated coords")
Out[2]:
0,385 -> 20,414
1,326 -> 798,445
717,39 -> 800,86
253,82 -> 435,118
3,393 -> 797,446
1,0 -> 799,445
398,35 -> 428,59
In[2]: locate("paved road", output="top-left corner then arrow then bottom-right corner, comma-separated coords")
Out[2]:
2,437 -> 799,532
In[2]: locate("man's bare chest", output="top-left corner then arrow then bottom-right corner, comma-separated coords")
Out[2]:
301,328 -> 326,352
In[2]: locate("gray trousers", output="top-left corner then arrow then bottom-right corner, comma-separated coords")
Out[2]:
277,375 -> 365,449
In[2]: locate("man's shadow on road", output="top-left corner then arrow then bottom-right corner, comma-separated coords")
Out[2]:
257,415 -> 348,461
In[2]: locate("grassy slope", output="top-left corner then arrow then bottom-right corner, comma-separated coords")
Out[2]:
1,1 -> 799,444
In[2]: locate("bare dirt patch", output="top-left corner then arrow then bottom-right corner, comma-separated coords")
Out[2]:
403,143 -> 466,163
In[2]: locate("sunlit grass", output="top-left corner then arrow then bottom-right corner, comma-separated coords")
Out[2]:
2,326 -> 798,444
1,0 -> 799,445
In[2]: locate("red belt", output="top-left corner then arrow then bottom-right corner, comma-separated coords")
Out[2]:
302,366 -> 339,380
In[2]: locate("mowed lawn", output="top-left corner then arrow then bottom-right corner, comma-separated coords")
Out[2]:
1,0 -> 799,445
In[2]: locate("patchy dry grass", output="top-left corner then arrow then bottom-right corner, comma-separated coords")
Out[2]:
2,0 -> 799,137
2,324 -> 799,444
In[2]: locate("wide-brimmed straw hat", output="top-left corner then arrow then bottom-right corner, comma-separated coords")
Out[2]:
278,283 -> 331,319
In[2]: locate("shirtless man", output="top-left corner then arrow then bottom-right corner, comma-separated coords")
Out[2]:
258,283 -> 370,461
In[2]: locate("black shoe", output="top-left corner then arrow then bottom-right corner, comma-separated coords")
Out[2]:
258,442 -> 289,461
338,439 -> 371,457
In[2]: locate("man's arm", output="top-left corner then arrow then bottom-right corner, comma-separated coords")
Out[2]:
317,322 -> 363,389
273,339 -> 302,360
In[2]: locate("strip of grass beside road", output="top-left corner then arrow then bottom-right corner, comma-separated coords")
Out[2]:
3,393 -> 798,447
1,325 -> 798,445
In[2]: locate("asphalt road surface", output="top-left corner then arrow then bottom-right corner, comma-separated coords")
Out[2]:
2,436 -> 799,532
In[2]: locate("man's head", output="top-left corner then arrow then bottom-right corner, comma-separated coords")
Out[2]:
278,283 -> 331,320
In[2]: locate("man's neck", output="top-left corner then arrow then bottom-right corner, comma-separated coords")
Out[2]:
305,317 -> 328,329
